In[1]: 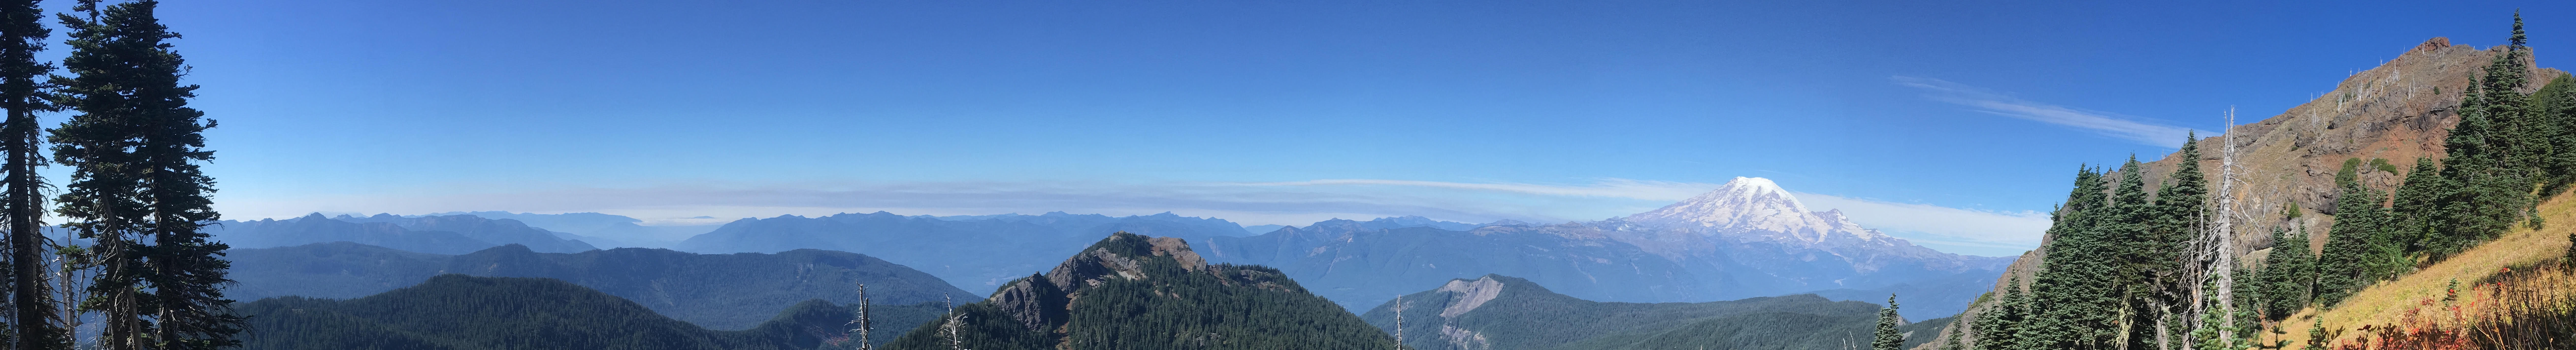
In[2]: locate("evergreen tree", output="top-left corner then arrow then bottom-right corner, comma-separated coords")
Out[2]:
0,0 -> 60,347
1939,321 -> 1965,350
1873,295 -> 1903,350
1973,275 -> 2028,350
2390,158 -> 2456,258
50,1 -> 240,348
2190,295 -> 2254,350
2314,180 -> 2385,307
2137,137 -> 2209,350
2256,225 -> 2313,320
2538,73 -> 2576,193
2027,162 -> 2126,350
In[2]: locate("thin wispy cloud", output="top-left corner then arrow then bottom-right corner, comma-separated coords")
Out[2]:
1892,76 -> 2197,148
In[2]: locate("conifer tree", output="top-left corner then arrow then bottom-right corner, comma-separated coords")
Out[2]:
2256,225 -> 2313,320
2314,180 -> 2384,306
51,1 -> 240,348
2137,138 -> 2208,350
1872,295 -> 1903,350
1939,321 -> 1965,350
1973,275 -> 2028,350
2389,158 -> 2454,257
2028,163 -> 2123,350
0,0 -> 59,347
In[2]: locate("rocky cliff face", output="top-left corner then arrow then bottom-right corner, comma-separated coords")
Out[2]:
1913,38 -> 2569,350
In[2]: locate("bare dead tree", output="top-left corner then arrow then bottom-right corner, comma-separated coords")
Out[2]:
847,283 -> 872,350
1394,294 -> 1407,350
940,292 -> 969,350
2214,107 -> 2240,346
51,243 -> 91,348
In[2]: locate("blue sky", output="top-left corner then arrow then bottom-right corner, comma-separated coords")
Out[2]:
140,0 -> 2568,256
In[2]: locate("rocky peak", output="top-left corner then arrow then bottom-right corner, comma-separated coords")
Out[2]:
983,231 -> 1315,339
1434,275 -> 1508,318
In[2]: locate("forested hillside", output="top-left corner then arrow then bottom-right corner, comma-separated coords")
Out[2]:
1922,19 -> 2576,350
880,232 -> 1398,350
239,275 -> 947,350
1359,274 -> 1951,350
227,242 -> 974,330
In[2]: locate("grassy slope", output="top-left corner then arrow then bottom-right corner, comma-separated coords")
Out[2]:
2266,190 -> 2576,348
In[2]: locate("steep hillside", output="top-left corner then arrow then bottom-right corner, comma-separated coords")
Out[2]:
227,242 -> 975,330
1202,178 -> 2011,319
677,211 -> 1254,289
1358,274 -> 1951,350
238,275 -> 947,350
2264,190 -> 2576,348
880,232 -> 1397,350
1917,37 -> 2572,350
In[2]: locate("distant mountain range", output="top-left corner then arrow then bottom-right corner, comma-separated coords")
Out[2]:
245,177 -> 2003,320
210,213 -> 596,254
1202,177 -> 2012,320
227,242 -> 975,330
425,211 -> 726,248
1361,274 -> 1952,350
675,211 -> 1258,289
239,274 -> 947,350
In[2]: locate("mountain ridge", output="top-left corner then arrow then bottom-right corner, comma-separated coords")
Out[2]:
226,242 -> 975,330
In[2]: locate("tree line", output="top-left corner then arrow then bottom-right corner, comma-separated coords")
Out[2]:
0,0 -> 236,350
1949,13 -> 2575,350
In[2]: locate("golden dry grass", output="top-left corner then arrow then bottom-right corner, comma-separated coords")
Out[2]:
2263,192 -> 2576,349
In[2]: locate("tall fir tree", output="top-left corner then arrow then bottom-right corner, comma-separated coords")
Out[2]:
2255,225 -> 2313,320
1939,321 -> 1965,350
50,1 -> 239,349
2314,180 -> 2385,307
2028,162 -> 2125,350
1872,295 -> 1903,350
2389,158 -> 2457,258
2137,136 -> 2209,350
1973,275 -> 2029,350
0,0 -> 60,347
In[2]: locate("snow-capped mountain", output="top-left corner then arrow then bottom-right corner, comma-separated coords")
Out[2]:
1201,176 -> 2013,319
1624,177 -> 1885,244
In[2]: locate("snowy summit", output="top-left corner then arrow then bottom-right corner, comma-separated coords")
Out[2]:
1624,177 -> 1886,244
